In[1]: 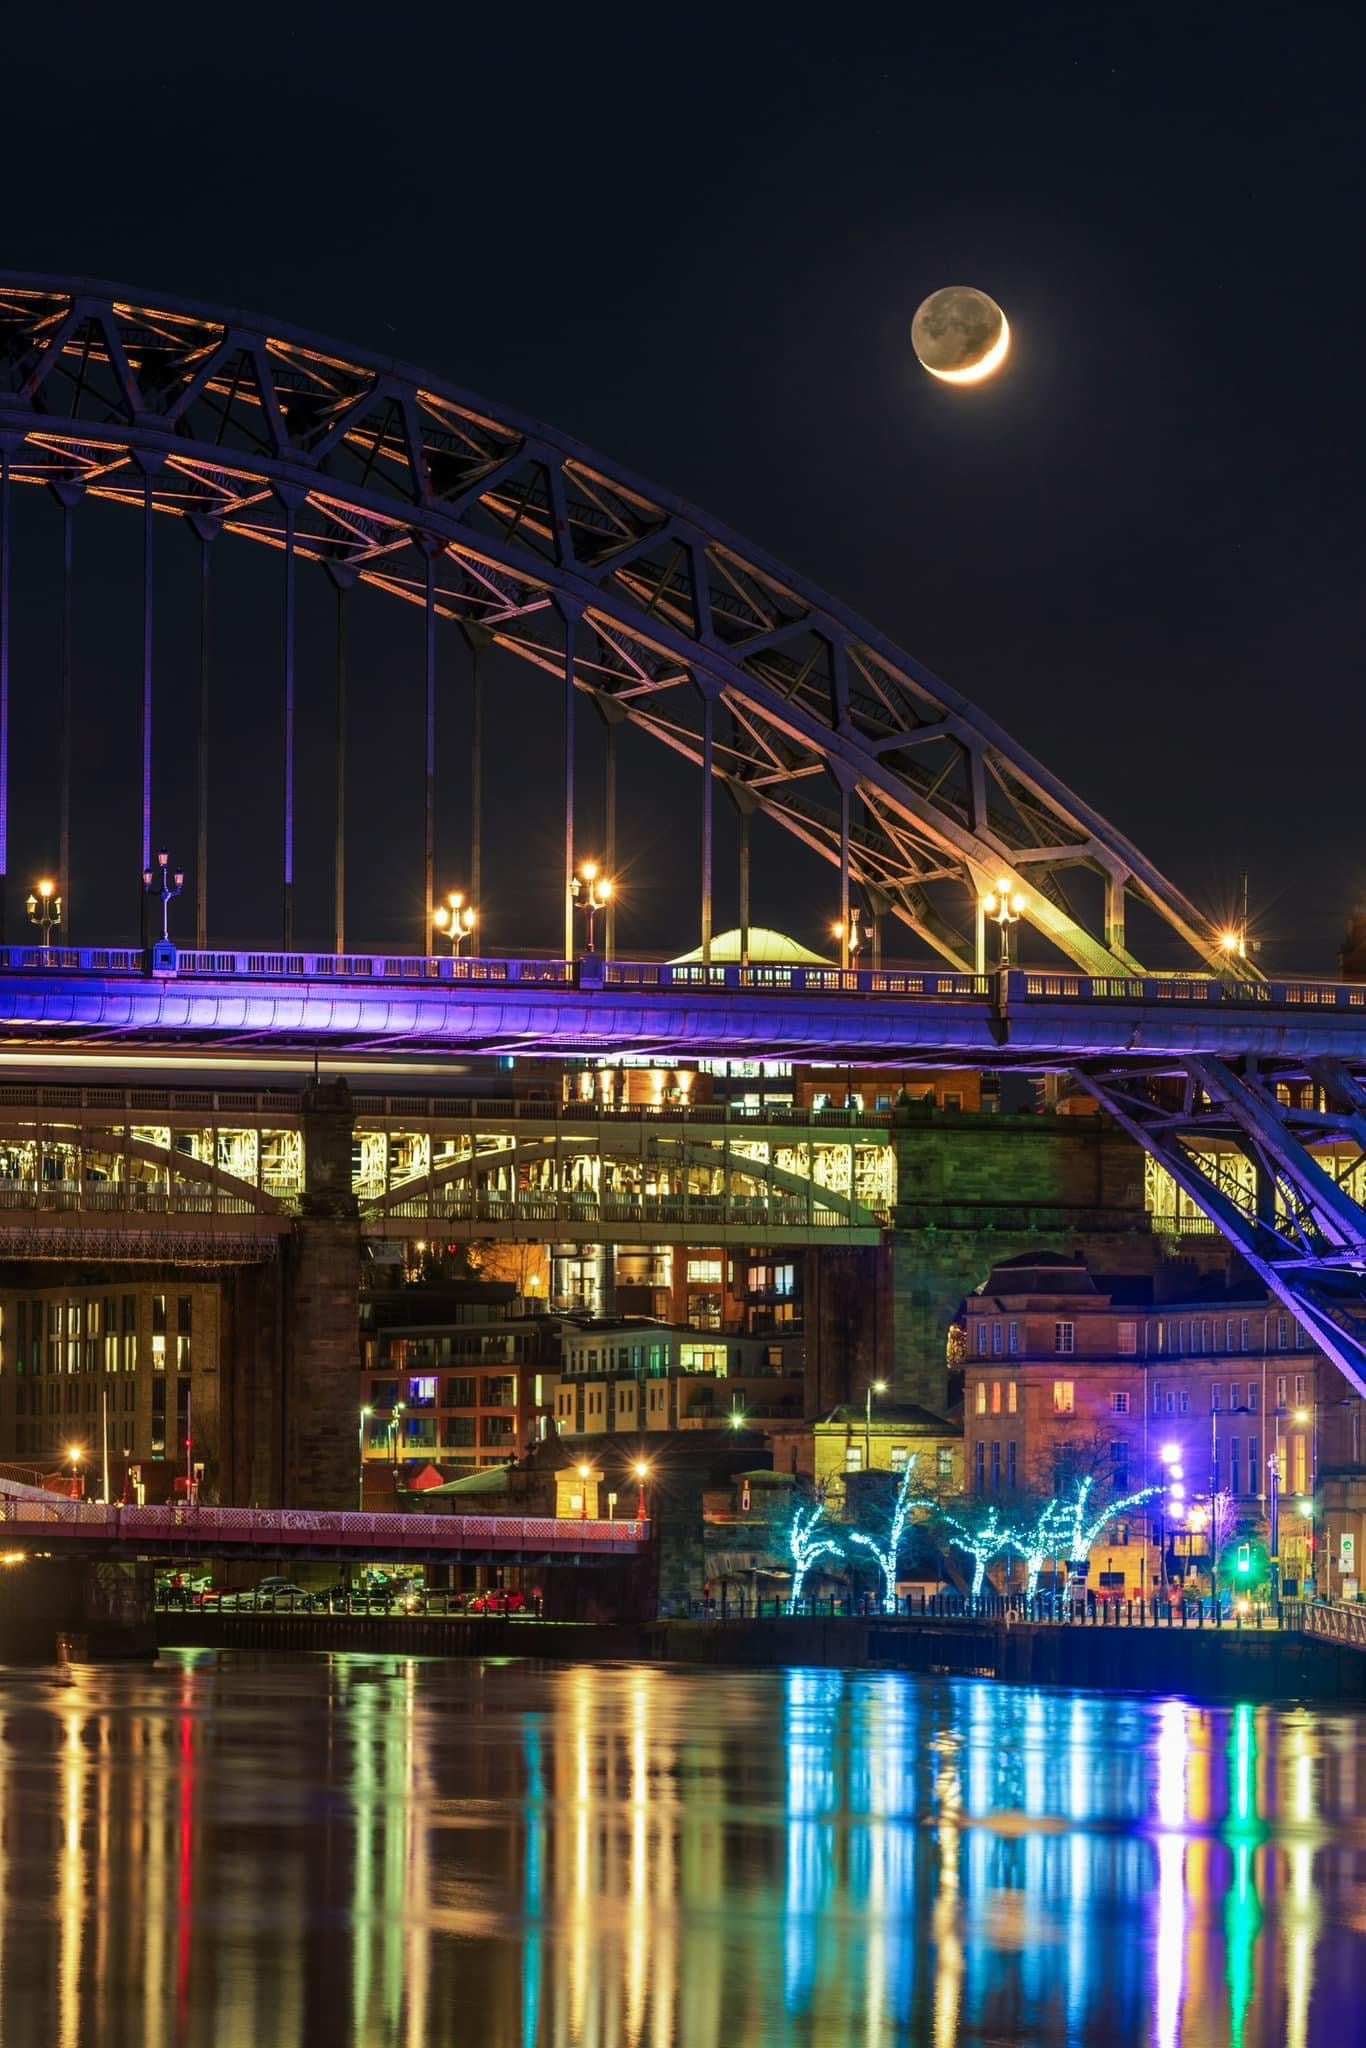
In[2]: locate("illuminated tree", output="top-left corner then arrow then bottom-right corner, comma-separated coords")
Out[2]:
1055,1474 -> 1158,1569
939,1500 -> 1017,1599
849,1456 -> 931,1612
1012,1495 -> 1074,1598
786,1498 -> 844,1607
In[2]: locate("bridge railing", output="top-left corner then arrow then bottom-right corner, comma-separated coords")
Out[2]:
0,946 -> 1362,1013
0,1498 -> 647,1552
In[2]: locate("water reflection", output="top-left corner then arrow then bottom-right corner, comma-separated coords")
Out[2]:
0,1655 -> 1361,2044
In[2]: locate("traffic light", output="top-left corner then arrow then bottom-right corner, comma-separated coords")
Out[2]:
1237,1543 -> 1252,1574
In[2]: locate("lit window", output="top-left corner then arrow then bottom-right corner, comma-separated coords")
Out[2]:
991,1381 -> 1002,1415
1007,1382 -> 1018,1415
1054,1323 -> 1075,1356
845,1444 -> 864,1473
1052,1381 -> 1074,1415
686,1258 -> 722,1285
975,1382 -> 986,1415
890,1445 -> 909,1472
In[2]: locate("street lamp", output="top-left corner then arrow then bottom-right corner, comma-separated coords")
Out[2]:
433,890 -> 477,956
865,1377 -> 888,1471
66,1443 -> 83,1501
357,1405 -> 371,1512
982,879 -> 1025,969
578,1461 -> 592,1521
26,879 -> 61,954
143,849 -> 185,944
571,862 -> 612,955
387,1401 -> 405,1487
832,906 -> 864,966
633,1458 -> 650,1522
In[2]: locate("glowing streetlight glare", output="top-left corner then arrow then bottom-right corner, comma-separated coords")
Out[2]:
37,879 -> 54,901
632,1460 -> 650,1480
577,1463 -> 591,1480
1161,1443 -> 1180,1464
1295,1409 -> 1311,1424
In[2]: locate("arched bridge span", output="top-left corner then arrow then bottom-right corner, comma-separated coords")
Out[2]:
0,276 -> 1363,1394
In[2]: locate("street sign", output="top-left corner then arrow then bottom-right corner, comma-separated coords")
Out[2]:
1341,1533 -> 1356,1573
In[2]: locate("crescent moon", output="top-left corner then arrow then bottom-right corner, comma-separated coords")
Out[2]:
923,312 -> 1011,386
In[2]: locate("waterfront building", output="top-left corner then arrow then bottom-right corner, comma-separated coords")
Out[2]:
960,1252 -> 1351,1594
0,1278 -> 220,1500
811,1401 -> 963,1512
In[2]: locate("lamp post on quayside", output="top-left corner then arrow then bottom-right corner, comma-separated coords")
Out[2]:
866,1378 -> 888,1473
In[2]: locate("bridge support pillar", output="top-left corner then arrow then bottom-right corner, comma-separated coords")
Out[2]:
281,1079 -> 362,1511
806,1101 -> 1176,1422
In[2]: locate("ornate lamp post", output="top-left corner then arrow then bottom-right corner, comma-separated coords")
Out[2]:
143,850 -> 185,944
571,863 -> 612,955
832,905 -> 864,965
357,1404 -> 371,1511
633,1458 -> 650,1522
433,890 -> 477,956
982,879 -> 1025,969
865,1377 -> 888,1471
26,878 -> 61,955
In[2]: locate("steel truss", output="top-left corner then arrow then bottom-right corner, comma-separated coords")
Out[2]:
0,272 -> 1232,977
1079,1057 -> 1366,1394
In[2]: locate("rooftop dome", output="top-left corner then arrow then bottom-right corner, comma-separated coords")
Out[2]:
671,927 -> 832,966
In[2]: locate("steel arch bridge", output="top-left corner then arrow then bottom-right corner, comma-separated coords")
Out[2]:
0,273 -> 1365,1392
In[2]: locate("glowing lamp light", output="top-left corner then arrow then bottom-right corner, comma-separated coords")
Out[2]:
1160,1444 -> 1181,1465
1170,1482 -> 1186,1500
1298,1500 -> 1314,1520
1236,1596 -> 1251,1617
632,1460 -> 650,1481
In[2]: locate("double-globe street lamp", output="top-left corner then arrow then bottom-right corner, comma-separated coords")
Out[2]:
434,890 -> 477,955
27,878 -> 61,953
571,863 -> 612,955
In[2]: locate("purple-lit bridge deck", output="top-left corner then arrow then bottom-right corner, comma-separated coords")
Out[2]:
0,947 -> 1364,1067
0,1498 -> 647,1565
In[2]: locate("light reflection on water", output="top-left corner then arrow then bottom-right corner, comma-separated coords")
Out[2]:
0,1654 -> 1362,2045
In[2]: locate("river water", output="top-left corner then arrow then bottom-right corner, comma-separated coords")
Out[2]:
0,1652 -> 1362,2047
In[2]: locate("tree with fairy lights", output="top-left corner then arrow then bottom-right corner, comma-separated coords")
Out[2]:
1054,1473 -> 1159,1575
784,1496 -> 844,1607
1012,1494 -> 1075,1599
848,1455 -> 932,1612
939,1498 -> 1017,1598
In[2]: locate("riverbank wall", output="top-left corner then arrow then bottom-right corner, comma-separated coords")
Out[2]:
155,1610 -> 1366,1702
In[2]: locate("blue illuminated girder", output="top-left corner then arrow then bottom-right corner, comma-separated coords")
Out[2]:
1079,1058 -> 1366,1395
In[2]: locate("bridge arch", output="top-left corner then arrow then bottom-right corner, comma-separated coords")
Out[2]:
0,273 -> 1228,976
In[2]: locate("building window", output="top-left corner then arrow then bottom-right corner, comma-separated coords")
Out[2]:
890,1444 -> 909,1473
1007,1381 -> 1018,1415
1229,1439 -> 1241,1495
1248,1434 -> 1260,1492
1111,1441 -> 1130,1491
1212,1383 -> 1222,1411
845,1444 -> 864,1473
991,1381 -> 1002,1415
991,1321 -> 1003,1356
1052,1381 -> 1074,1415
1008,1322 -> 1020,1355
973,1442 -> 985,1491
1166,1392 -> 1176,1415
976,1323 -> 989,1356
1117,1321 -> 1137,1356
1007,1441 -> 1017,1489
990,1441 -> 1001,1491
1247,1383 -> 1258,1413
975,1383 -> 986,1415
937,1448 -> 955,1481
1179,1390 -> 1189,1413
1111,1391 -> 1130,1414
408,1376 -> 437,1408
687,1258 -> 723,1285
446,1377 -> 477,1407
1054,1322 -> 1075,1356
1276,1375 -> 1288,1408
1228,1383 -> 1238,1412
1294,1374 -> 1307,1404
1153,1382 -> 1162,1414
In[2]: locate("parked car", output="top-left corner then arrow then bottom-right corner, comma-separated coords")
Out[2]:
254,1577 -> 319,1610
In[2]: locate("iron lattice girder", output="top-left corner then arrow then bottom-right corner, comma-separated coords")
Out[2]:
0,273 -> 1229,977
1078,1057 -> 1366,1395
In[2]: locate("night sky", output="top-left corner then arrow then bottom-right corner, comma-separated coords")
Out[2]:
3,10 -> 1362,969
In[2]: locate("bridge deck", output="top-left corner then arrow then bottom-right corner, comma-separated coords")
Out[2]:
0,951 -> 1360,1062
0,1499 -> 648,1565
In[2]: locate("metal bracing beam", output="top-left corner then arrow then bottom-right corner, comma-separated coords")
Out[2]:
0,272 -> 1240,978
1079,1060 -> 1366,1395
